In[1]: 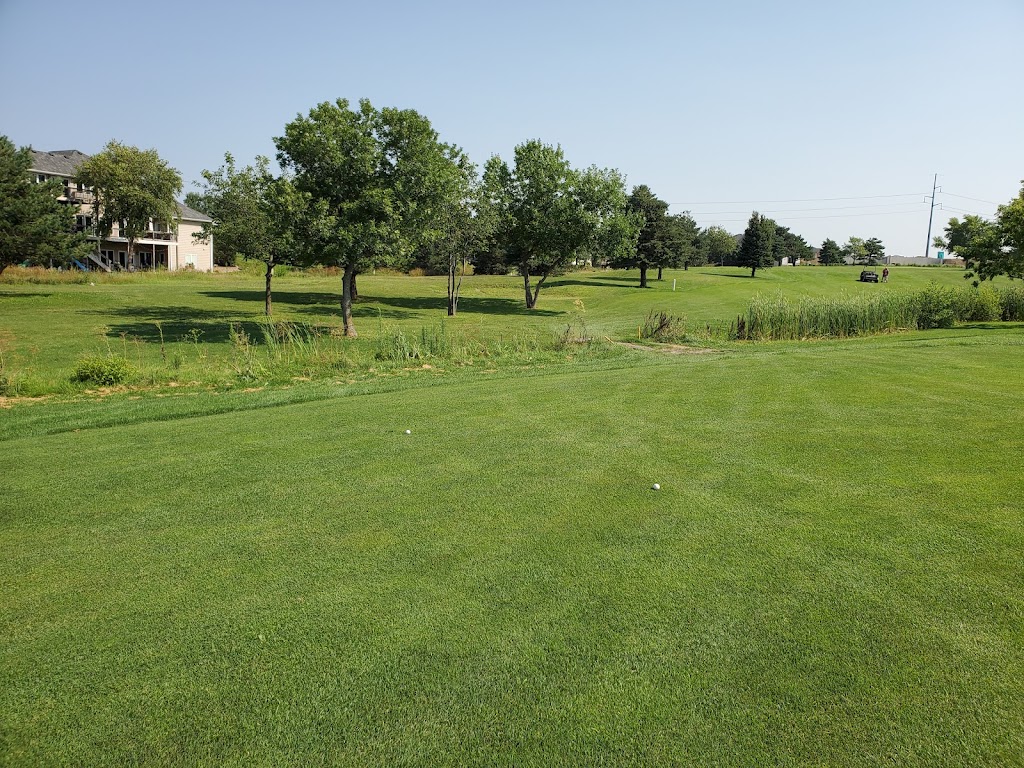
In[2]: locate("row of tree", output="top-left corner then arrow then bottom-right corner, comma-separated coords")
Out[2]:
936,192 -> 1024,283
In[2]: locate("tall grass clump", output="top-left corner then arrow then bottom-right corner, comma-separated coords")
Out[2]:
640,310 -> 687,342
997,284 -> 1024,321
375,321 -> 466,362
735,291 -> 919,340
951,285 -> 1001,323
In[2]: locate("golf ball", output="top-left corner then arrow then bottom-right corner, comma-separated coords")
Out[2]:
652,483 -> 661,491
405,429 -> 412,435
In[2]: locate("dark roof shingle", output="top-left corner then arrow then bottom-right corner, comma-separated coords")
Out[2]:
28,149 -> 90,177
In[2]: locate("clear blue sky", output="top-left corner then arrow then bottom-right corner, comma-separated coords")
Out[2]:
2,0 -> 1021,256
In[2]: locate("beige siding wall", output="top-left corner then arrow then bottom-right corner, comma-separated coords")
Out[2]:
175,221 -> 213,271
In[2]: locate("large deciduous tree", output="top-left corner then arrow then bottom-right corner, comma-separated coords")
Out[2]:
275,98 -> 461,336
939,185 -> 1024,284
483,141 -> 636,308
842,236 -> 868,266
0,136 -> 89,274
412,153 -> 494,316
736,212 -> 777,277
75,141 -> 182,268
189,153 -> 306,315
699,225 -> 738,266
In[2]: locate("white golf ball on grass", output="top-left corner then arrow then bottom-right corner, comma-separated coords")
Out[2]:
652,483 -> 661,491
405,429 -> 412,435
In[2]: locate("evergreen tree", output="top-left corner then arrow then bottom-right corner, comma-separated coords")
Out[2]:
818,238 -> 844,265
0,136 -> 89,274
772,225 -> 813,265
736,211 -> 777,277
863,237 -> 886,265
610,184 -> 669,287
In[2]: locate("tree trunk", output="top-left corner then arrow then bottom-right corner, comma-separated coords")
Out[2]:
341,266 -> 357,337
264,258 -> 274,315
350,270 -> 359,301
127,238 -> 135,271
532,274 -> 547,308
683,261 -> 689,271
447,268 -> 456,316
523,270 -> 535,309
640,265 -> 648,288
657,266 -> 663,280
751,266 -> 757,277
447,256 -> 456,316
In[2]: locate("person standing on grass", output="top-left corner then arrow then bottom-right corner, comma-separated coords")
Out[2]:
882,267 -> 889,283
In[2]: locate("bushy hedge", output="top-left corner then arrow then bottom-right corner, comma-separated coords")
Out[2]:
73,355 -> 135,385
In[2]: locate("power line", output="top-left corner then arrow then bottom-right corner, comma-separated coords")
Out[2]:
940,204 -> 993,217
672,192 -> 927,206
695,209 -> 929,224
689,202 -> 927,215
942,192 -> 998,206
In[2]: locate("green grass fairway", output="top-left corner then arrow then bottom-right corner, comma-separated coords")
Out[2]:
3,328 -> 1023,765
0,266 -> 973,395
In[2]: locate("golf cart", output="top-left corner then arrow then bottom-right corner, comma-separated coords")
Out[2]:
859,270 -> 879,283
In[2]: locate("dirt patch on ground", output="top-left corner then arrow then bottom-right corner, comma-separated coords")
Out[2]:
614,341 -> 719,355
0,395 -> 50,409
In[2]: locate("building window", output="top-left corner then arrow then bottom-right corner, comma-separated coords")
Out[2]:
37,174 -> 46,183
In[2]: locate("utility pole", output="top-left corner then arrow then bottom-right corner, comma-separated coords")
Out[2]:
924,173 -> 939,258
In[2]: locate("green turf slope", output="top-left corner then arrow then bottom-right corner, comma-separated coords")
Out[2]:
3,330 -> 1023,766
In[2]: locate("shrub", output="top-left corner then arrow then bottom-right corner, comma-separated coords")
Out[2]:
998,284 -> 1024,321
916,282 -> 955,329
73,355 -> 134,385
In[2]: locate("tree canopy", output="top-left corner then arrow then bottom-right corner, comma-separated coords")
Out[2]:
75,141 -> 182,265
699,226 -> 738,266
818,238 -> 844,265
275,98 -> 463,335
0,136 -> 89,274
939,183 -> 1024,283
482,141 -> 637,308
772,226 -> 813,266
736,212 -> 777,277
189,153 -> 306,314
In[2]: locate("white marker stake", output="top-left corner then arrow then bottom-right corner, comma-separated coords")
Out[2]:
672,279 -> 677,291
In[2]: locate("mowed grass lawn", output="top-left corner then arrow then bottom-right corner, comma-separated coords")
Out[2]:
3,327 -> 1023,765
0,266 -> 973,394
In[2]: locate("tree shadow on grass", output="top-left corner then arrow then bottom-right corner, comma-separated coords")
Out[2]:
368,294 -> 562,317
200,290 -> 341,309
87,306 -> 276,344
201,289 -> 561,318
103,319 -> 268,345
0,292 -> 55,299
544,278 -> 640,289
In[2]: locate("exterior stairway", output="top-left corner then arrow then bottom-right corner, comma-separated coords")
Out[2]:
85,251 -> 112,272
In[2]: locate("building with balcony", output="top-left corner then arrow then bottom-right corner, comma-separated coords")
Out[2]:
28,148 -> 214,272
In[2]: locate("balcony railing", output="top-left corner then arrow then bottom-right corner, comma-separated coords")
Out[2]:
63,188 -> 96,204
